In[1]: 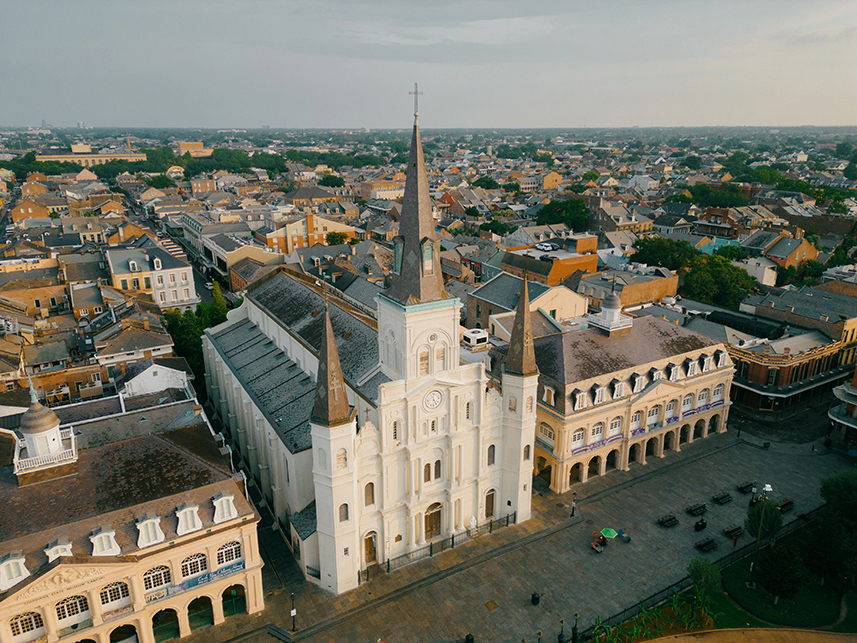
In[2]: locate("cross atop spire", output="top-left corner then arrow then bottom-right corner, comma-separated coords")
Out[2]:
409,82 -> 423,117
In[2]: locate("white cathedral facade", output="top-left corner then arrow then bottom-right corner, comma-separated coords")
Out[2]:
204,112 -> 536,594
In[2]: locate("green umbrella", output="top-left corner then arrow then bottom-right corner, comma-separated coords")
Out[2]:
601,528 -> 618,539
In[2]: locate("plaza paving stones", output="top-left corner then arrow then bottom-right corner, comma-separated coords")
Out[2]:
182,431 -> 850,643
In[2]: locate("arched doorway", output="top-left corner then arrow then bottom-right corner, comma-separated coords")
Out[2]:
628,442 -> 642,466
75,640 -> 97,643
587,455 -> 601,478
187,596 -> 214,630
645,436 -> 657,459
534,456 -> 552,491
665,430 -> 677,452
425,503 -> 442,541
485,490 -> 496,520
222,585 -> 246,617
679,424 -> 691,445
694,419 -> 705,440
110,625 -> 138,643
568,462 -> 582,485
364,531 -> 378,565
605,449 -> 620,471
709,414 -> 720,433
152,609 -> 180,642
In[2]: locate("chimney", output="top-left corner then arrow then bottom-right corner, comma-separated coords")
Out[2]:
763,345 -> 771,355
783,347 -> 790,355
118,226 -> 125,242
143,317 -> 150,330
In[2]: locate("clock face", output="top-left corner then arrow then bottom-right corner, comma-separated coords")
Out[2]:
424,390 -> 442,410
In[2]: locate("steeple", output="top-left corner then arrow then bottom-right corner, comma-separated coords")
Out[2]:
505,277 -> 538,376
312,306 -> 353,427
385,86 -> 445,305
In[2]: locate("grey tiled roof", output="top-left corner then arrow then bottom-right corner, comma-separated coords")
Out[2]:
291,500 -> 317,539
471,273 -> 551,311
208,318 -> 316,453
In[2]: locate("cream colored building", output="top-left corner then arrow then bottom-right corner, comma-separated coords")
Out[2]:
491,293 -> 734,494
0,387 -> 263,643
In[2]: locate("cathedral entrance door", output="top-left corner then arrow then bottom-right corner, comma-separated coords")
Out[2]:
364,532 -> 377,564
485,489 -> 496,520
425,503 -> 442,541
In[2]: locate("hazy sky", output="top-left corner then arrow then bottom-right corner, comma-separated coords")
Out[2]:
2,0 -> 856,129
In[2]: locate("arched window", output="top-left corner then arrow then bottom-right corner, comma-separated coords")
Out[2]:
10,612 -> 44,638
526,396 -> 533,412
591,422 -> 604,438
465,402 -> 472,420
539,422 -> 555,446
336,448 -> 347,470
392,420 -> 399,441
419,350 -> 430,375
523,445 -> 531,460
424,463 -> 431,482
487,444 -> 496,466
647,406 -> 660,425
422,241 -> 434,275
609,416 -> 622,436
572,428 -> 585,446
181,553 -> 208,578
143,565 -> 171,591
430,419 -> 437,432
216,541 -> 242,566
56,595 -> 89,622
508,396 -> 517,412
713,384 -> 724,401
338,503 -> 349,522
682,394 -> 694,410
99,581 -> 130,606
698,389 -> 709,406
631,411 -> 642,429
666,399 -> 677,418
434,459 -> 441,479
364,482 -> 375,506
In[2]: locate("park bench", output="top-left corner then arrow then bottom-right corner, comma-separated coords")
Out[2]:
617,529 -> 631,543
695,537 -> 716,552
657,514 -> 679,528
737,481 -> 754,494
686,503 -> 707,516
724,525 -> 744,538
712,491 -> 732,505
779,498 -> 795,513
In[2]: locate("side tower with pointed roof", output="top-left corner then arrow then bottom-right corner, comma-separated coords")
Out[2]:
310,307 -> 359,593
500,278 -> 538,521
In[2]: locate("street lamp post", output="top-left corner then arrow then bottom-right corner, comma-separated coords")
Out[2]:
572,613 -> 580,643
571,491 -> 577,517
290,592 -> 297,632
749,483 -> 773,588
558,619 -> 565,643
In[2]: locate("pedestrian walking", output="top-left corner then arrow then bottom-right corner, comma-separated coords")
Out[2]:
571,500 -> 577,517
732,535 -> 739,549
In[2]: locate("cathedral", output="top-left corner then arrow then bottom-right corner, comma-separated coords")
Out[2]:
204,109 -> 536,594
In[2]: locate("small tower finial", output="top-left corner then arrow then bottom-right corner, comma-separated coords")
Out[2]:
409,82 -> 423,118
27,374 -> 38,405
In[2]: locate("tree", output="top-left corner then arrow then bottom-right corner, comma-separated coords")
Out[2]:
683,156 -> 703,170
844,162 -> 857,181
582,170 -> 599,182
820,469 -> 857,526
836,141 -> 854,160
757,544 -> 807,601
326,231 -> 348,246
535,199 -> 589,231
318,174 -> 345,188
664,193 -> 693,204
687,557 -> 721,596
714,245 -> 745,261
502,182 -> 521,193
682,255 -> 757,310
745,498 -> 783,543
480,219 -> 516,236
211,282 -> 228,326
464,206 -> 480,218
472,176 -> 500,190
828,200 -> 847,215
631,237 -> 699,271
144,175 -> 175,189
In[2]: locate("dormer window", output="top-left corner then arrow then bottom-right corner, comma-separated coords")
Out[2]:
176,504 -> 203,536
703,355 -> 713,372
129,260 -> 138,272
542,386 -> 556,406
650,368 -> 662,382
612,380 -> 625,399
574,390 -> 588,411
137,516 -> 165,549
716,350 -> 728,368
632,373 -> 644,393
153,257 -> 162,270
213,493 -> 238,524
686,359 -> 699,377
90,528 -> 121,557
593,386 -> 606,405
44,541 -> 73,563
422,240 -> 434,275
0,554 -> 30,592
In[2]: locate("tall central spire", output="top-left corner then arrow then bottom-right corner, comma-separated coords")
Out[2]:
385,89 -> 445,305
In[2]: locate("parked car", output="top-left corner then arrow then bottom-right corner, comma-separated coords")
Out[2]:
204,282 -> 214,290
535,242 -> 553,251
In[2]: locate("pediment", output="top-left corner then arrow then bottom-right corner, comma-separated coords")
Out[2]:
11,563 -> 123,603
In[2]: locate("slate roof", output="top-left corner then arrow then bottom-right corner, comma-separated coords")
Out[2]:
96,326 -> 173,357
208,318 -> 316,453
766,237 -> 801,259
472,273 -> 551,311
511,316 -> 720,385
291,500 -> 317,539
500,252 -> 554,277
